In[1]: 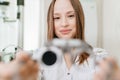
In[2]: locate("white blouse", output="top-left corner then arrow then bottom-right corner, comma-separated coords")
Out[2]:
34,48 -> 108,80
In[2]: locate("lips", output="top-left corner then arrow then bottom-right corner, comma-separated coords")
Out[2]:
60,29 -> 72,34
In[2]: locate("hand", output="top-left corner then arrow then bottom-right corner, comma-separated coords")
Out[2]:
94,56 -> 119,80
0,51 -> 39,80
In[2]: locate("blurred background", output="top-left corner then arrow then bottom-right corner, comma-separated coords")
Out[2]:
0,0 -> 120,64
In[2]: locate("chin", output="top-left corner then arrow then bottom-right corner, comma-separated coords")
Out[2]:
60,35 -> 73,39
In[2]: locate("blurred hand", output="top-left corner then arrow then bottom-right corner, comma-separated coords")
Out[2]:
94,56 -> 120,80
0,51 -> 39,80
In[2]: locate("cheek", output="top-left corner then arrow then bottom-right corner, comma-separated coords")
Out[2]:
70,20 -> 77,31
54,22 -> 60,33
71,27 -> 77,38
70,19 -> 76,28
54,26 -> 59,34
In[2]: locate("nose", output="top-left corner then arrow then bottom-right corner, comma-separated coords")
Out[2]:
61,17 -> 69,27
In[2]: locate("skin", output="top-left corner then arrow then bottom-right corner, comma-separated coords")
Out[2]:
54,0 -> 76,39
53,0 -> 77,69
93,57 -> 120,80
0,51 -> 39,80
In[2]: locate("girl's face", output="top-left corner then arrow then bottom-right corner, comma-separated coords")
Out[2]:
54,0 -> 76,39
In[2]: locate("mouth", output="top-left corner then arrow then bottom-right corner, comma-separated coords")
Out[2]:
60,29 -> 72,34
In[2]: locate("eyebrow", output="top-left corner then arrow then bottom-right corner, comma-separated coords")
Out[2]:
66,11 -> 75,14
54,11 -> 75,16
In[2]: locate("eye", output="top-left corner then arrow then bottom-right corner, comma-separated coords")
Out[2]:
54,17 -> 60,20
68,14 -> 75,18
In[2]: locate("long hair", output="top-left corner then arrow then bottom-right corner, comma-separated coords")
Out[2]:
47,0 -> 89,64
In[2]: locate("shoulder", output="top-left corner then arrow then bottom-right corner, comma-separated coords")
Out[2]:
77,48 -> 109,69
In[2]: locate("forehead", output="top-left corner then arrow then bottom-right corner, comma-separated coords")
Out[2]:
54,0 -> 74,13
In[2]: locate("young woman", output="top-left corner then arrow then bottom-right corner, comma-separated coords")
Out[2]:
0,0 -> 119,80
37,0 -> 108,80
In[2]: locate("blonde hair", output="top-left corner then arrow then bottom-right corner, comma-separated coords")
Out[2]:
47,0 -> 89,64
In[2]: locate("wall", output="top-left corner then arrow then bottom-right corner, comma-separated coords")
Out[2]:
24,0 -> 42,50
81,0 -> 98,47
103,0 -> 120,63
